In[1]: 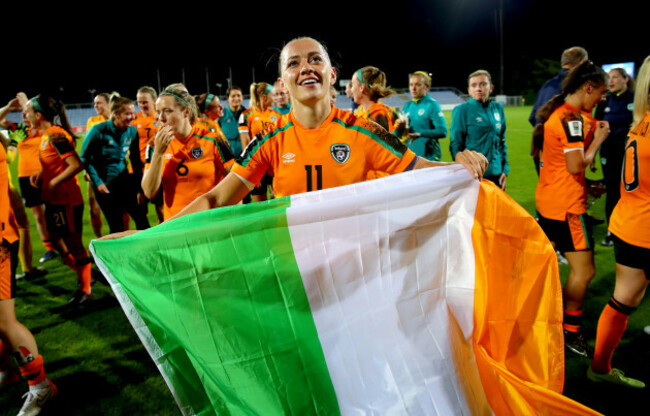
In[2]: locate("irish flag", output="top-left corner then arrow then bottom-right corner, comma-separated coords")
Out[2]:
91,165 -> 600,415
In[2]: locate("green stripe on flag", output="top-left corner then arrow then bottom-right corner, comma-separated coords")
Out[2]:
91,198 -> 340,416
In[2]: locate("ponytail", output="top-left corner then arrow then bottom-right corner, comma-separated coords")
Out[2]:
32,94 -> 77,143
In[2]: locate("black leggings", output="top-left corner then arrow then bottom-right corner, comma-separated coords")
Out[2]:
94,171 -> 150,234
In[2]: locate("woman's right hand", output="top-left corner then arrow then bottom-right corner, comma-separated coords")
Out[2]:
29,172 -> 41,188
595,120 -> 610,141
96,183 -> 110,194
153,125 -> 174,156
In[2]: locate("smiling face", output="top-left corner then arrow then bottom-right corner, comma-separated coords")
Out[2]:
206,95 -> 224,120
94,95 -> 110,118
279,38 -> 336,106
137,92 -> 155,117
22,100 -> 39,128
350,73 -> 365,104
228,89 -> 243,110
112,104 -> 136,129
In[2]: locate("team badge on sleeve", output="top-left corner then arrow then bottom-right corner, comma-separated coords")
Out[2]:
331,144 -> 350,164
191,147 -> 203,159
562,113 -> 585,143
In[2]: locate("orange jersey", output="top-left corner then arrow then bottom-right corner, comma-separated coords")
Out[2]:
535,102 -> 597,221
86,114 -> 108,132
239,108 -> 282,138
150,126 -> 234,220
38,126 -> 83,206
15,125 -> 43,178
231,106 -> 417,198
133,114 -> 160,167
354,103 -> 398,180
0,145 -> 19,243
609,113 -> 650,248
195,117 -> 229,146
5,122 -> 42,177
354,102 -> 398,132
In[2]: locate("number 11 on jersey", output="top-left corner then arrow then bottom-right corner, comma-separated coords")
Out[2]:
305,165 -> 323,192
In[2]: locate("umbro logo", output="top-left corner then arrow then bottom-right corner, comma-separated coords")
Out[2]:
282,153 -> 296,163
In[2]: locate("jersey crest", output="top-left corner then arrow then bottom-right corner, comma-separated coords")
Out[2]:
191,147 -> 203,159
331,144 -> 350,164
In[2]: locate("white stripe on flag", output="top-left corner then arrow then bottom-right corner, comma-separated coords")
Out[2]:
287,165 -> 485,415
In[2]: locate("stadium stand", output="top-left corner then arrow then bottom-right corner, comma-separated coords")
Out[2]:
2,90 -> 467,132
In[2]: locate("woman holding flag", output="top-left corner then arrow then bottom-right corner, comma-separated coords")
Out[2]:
102,37 -> 487,235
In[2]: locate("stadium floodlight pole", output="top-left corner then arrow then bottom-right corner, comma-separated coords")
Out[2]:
205,67 -> 210,93
499,0 -> 504,94
156,68 -> 161,93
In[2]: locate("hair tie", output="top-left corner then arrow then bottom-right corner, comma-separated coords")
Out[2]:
204,94 -> 215,112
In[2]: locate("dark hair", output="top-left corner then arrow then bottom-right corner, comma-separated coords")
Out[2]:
536,60 -> 607,123
532,60 -> 607,152
109,95 -> 134,117
226,86 -> 242,98
32,94 -> 76,142
278,37 -> 332,75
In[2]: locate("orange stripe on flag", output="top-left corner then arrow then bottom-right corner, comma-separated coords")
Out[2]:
471,181 -> 601,415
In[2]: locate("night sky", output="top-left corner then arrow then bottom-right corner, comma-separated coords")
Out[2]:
4,1 -> 646,104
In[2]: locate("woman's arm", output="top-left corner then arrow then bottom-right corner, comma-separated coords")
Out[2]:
42,153 -> 84,202
166,172 -> 252,221
141,126 -> 174,199
565,121 -> 610,175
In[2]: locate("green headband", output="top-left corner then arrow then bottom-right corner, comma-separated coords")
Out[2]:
161,91 -> 189,107
204,94 -> 215,112
31,97 -> 44,114
265,84 -> 274,95
356,69 -> 365,85
356,68 -> 381,86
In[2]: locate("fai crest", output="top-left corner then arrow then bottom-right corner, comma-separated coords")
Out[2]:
191,147 -> 203,159
331,143 -> 351,164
